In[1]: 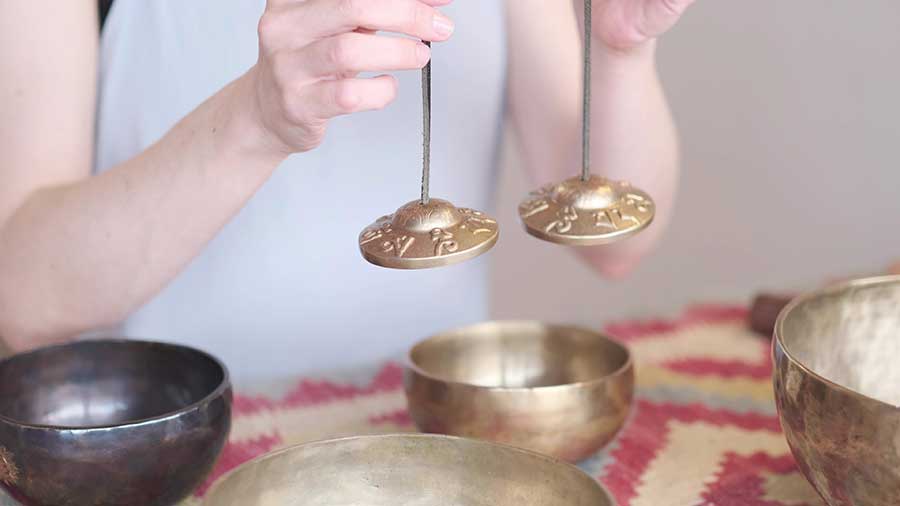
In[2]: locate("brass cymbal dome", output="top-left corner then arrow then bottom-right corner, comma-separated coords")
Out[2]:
359,199 -> 499,270
518,175 -> 654,246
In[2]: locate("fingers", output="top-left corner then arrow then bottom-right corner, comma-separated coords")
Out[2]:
266,0 -> 454,47
254,0 -> 447,153
295,75 -> 399,121
297,32 -> 431,78
266,0 -> 452,10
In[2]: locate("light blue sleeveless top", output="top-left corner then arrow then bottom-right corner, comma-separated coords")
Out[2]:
95,1 -> 507,381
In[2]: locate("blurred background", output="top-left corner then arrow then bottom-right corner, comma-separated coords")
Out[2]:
490,0 -> 900,325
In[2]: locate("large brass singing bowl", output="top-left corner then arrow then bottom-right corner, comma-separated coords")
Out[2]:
405,321 -> 634,462
774,276 -> 900,506
203,434 -> 615,505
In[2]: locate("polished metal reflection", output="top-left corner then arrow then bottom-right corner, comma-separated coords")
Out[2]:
0,339 -> 232,506
405,321 -> 634,462
359,198 -> 499,269
203,434 -> 616,506
774,275 -> 900,506
357,43 -> 499,270
517,0 -> 654,247
519,176 -> 654,246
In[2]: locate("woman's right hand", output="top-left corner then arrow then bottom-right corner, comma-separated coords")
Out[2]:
246,0 -> 455,155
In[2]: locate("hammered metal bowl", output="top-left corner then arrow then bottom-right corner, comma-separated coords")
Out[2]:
774,276 -> 900,506
405,321 -> 634,462
0,339 -> 232,506
203,434 -> 615,505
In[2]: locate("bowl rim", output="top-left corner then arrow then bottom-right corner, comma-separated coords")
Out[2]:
0,338 -> 232,432
202,433 -> 617,505
773,274 -> 900,411
405,320 -> 633,392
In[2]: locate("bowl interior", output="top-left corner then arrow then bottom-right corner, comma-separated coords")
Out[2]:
0,340 -> 225,427
410,321 -> 629,388
779,278 -> 900,406
203,435 -> 613,506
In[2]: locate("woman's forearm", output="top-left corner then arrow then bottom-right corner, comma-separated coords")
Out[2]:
0,72 -> 286,349
1,0 -> 458,350
576,42 -> 679,276
506,1 -> 680,277
506,0 -> 581,187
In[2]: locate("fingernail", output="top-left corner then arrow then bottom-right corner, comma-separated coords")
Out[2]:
416,43 -> 431,65
433,12 -> 454,38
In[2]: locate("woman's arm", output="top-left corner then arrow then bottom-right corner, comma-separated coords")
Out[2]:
0,0 -> 456,350
505,0 -> 691,277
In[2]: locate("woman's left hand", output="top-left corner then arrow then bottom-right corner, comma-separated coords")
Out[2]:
585,0 -> 695,53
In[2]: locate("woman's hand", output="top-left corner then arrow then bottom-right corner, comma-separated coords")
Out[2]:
0,0 -> 462,347
247,0 -> 455,154
587,0 -> 694,53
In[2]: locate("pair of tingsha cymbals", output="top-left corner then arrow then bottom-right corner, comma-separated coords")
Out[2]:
358,0 -> 654,270
358,176 -> 654,270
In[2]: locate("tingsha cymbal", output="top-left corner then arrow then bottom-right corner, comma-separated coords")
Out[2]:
359,198 -> 499,270
359,42 -> 498,269
519,175 -> 654,246
520,0 -> 655,247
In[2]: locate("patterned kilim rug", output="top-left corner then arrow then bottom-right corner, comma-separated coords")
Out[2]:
0,305 -> 827,506
188,304 -> 825,506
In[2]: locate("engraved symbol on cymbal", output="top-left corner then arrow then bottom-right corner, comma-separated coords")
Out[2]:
594,210 -> 616,230
359,221 -> 392,246
519,184 -> 556,219
545,206 -> 578,234
359,230 -> 383,246
459,208 -> 496,235
594,208 -> 639,231
381,235 -> 414,258
431,228 -> 459,256
520,198 -> 550,219
624,193 -> 652,213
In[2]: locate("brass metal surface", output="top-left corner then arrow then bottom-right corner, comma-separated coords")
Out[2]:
359,198 -> 499,269
518,176 -> 654,246
405,321 -> 634,462
517,0 -> 655,247
203,434 -> 616,506
773,275 -> 900,506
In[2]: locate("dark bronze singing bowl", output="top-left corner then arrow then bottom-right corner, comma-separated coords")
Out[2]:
774,276 -> 900,506
203,434 -> 616,505
405,321 -> 634,462
0,339 -> 232,506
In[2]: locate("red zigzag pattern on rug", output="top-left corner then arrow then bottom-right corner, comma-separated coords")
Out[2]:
601,400 -> 785,505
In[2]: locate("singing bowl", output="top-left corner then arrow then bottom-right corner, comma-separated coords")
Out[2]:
0,339 -> 232,506
405,321 -> 634,462
203,434 -> 616,505
774,276 -> 900,506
